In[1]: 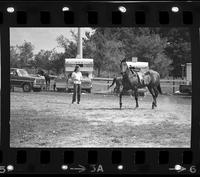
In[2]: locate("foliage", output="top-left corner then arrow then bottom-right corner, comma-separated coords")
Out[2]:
10,28 -> 191,78
34,50 -> 53,71
153,28 -> 191,77
10,46 -> 20,68
56,34 -> 77,58
50,52 -> 65,74
85,28 -> 173,77
10,41 -> 34,68
133,33 -> 173,77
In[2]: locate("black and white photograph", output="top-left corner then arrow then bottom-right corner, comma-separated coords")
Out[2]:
10,27 -> 192,148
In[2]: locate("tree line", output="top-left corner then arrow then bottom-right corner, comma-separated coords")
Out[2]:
10,28 -> 191,78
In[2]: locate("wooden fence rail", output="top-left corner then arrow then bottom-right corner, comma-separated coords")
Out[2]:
93,77 -> 187,83
92,77 -> 187,93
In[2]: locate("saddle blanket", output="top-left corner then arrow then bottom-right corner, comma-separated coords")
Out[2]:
137,72 -> 143,82
137,72 -> 151,85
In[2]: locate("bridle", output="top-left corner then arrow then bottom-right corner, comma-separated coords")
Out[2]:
120,61 -> 128,76
120,62 -> 134,75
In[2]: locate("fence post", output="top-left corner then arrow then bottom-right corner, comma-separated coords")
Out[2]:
107,80 -> 109,90
173,80 -> 175,94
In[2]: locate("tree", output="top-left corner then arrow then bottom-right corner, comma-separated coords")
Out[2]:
10,46 -> 20,68
153,28 -> 191,77
84,28 -> 172,77
133,34 -> 173,77
50,52 -> 65,74
17,41 -> 34,68
34,50 -> 53,71
10,41 -> 34,68
56,34 -> 77,58
102,40 -> 125,75
84,29 -> 106,76
83,28 -> 126,76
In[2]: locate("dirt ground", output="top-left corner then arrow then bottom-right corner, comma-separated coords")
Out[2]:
10,91 -> 191,148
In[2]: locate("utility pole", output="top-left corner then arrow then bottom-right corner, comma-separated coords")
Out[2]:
77,28 -> 83,59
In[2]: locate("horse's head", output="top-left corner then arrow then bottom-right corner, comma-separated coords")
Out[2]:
120,58 -> 128,75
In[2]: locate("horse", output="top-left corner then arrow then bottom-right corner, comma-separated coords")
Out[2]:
37,69 -> 51,91
44,73 -> 50,91
119,58 -> 162,109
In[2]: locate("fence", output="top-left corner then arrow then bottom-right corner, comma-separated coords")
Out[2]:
92,77 -> 187,94
45,77 -> 187,94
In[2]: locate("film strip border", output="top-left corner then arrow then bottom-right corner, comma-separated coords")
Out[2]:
0,0 -> 200,174
0,149 -> 198,174
0,1 -> 199,26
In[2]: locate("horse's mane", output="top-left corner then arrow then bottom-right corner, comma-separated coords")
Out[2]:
144,71 -> 151,75
144,69 -> 159,76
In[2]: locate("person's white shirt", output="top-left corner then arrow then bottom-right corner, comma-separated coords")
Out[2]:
71,71 -> 83,84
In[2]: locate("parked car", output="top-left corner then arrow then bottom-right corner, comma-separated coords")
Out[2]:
10,68 -> 45,92
55,74 -> 67,92
67,72 -> 92,93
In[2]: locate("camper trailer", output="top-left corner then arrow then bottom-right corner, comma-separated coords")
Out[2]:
65,58 -> 94,93
56,58 -> 94,92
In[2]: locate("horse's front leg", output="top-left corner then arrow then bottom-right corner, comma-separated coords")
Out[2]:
119,92 -> 122,109
134,89 -> 139,108
119,86 -> 123,109
147,86 -> 156,109
153,87 -> 158,107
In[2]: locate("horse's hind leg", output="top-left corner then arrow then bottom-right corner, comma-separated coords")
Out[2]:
133,89 -> 139,108
153,87 -> 158,107
119,86 -> 123,109
119,92 -> 122,109
148,86 -> 156,109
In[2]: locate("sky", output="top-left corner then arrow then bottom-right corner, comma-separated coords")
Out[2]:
10,28 -> 93,54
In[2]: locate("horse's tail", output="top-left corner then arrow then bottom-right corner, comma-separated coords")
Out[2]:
109,77 -> 116,88
157,83 -> 162,94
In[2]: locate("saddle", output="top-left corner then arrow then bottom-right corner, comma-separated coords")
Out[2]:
129,67 -> 151,85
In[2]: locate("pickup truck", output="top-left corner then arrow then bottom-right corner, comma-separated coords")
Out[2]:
179,84 -> 192,95
10,68 -> 45,92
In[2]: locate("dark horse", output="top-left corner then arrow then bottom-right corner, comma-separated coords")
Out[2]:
119,58 -> 162,109
37,69 -> 50,90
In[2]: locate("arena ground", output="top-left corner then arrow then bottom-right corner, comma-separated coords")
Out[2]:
10,90 -> 191,148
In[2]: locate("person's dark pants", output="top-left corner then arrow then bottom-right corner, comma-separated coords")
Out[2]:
53,84 -> 56,91
72,84 -> 81,103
